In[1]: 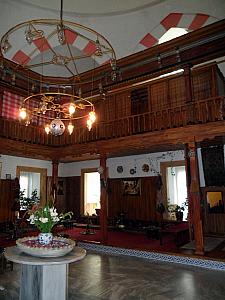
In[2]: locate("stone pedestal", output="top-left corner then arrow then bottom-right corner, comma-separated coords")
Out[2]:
4,246 -> 86,300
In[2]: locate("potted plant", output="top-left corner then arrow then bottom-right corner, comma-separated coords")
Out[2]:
20,189 -> 40,211
27,204 -> 73,244
174,205 -> 185,221
167,201 -> 187,221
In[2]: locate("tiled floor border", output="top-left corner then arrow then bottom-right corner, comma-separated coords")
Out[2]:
78,242 -> 225,271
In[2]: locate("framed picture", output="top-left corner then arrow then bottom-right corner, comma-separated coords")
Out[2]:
122,179 -> 141,195
206,191 -> 224,214
6,173 -> 11,179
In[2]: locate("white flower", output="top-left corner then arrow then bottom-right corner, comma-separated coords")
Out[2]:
39,217 -> 48,223
53,216 -> 59,222
51,212 -> 58,217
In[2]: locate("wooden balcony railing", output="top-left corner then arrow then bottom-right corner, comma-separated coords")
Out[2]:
1,96 -> 225,147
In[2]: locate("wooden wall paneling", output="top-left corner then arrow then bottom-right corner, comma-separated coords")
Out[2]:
104,94 -> 116,121
168,76 -> 186,107
115,91 -> 131,118
201,186 -> 225,236
150,81 -> 168,112
192,67 -> 212,101
150,81 -> 168,130
56,177 -> 66,213
108,177 -> 157,222
65,176 -> 81,218
201,187 -> 225,235
168,76 -> 186,127
0,179 -> 14,222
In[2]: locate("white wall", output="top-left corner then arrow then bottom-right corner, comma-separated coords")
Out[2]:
58,150 -> 191,177
58,160 -> 100,177
107,150 -> 185,178
58,149 -> 206,186
0,149 -> 206,186
0,155 -> 52,179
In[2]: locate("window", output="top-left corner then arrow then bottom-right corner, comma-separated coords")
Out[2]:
20,171 -> 40,199
81,169 -> 100,216
161,161 -> 188,220
16,166 -> 47,209
158,27 -> 188,44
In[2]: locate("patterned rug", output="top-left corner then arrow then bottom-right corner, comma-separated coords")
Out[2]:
181,237 -> 225,252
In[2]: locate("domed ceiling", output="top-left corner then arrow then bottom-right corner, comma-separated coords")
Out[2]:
0,0 -> 225,78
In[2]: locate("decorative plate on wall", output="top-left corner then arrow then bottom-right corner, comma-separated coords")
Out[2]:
117,166 -> 123,173
142,164 -> 149,172
130,167 -> 137,175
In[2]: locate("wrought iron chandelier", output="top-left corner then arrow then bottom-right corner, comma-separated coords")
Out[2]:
18,92 -> 96,135
0,0 -> 117,135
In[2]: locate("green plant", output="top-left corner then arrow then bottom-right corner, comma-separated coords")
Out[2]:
167,201 -> 187,213
20,189 -> 40,210
27,204 -> 73,233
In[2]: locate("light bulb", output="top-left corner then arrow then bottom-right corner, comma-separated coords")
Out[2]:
19,108 -> 27,120
44,124 -> 50,135
69,103 -> 76,115
68,123 -> 74,135
89,111 -> 96,123
87,119 -> 93,131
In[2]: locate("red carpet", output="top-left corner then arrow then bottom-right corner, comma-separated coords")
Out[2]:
60,227 -> 178,252
0,224 -> 188,253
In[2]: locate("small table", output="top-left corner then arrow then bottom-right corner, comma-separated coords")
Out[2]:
145,226 -> 162,245
4,246 -> 86,300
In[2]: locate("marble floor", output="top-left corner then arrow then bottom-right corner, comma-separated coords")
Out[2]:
1,249 -> 225,300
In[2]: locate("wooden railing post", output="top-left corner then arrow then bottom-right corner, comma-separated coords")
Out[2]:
99,154 -> 108,244
185,142 -> 204,255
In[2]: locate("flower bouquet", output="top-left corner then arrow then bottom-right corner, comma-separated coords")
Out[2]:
27,204 -> 73,244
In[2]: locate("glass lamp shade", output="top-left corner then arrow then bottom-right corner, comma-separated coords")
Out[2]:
68,123 -> 74,135
50,118 -> 65,136
19,108 -> 27,120
68,103 -> 76,115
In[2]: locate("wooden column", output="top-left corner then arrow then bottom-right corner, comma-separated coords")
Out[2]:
99,155 -> 108,244
51,160 -> 59,206
186,142 -> 204,255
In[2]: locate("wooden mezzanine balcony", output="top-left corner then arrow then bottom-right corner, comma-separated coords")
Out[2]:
1,95 -> 225,150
